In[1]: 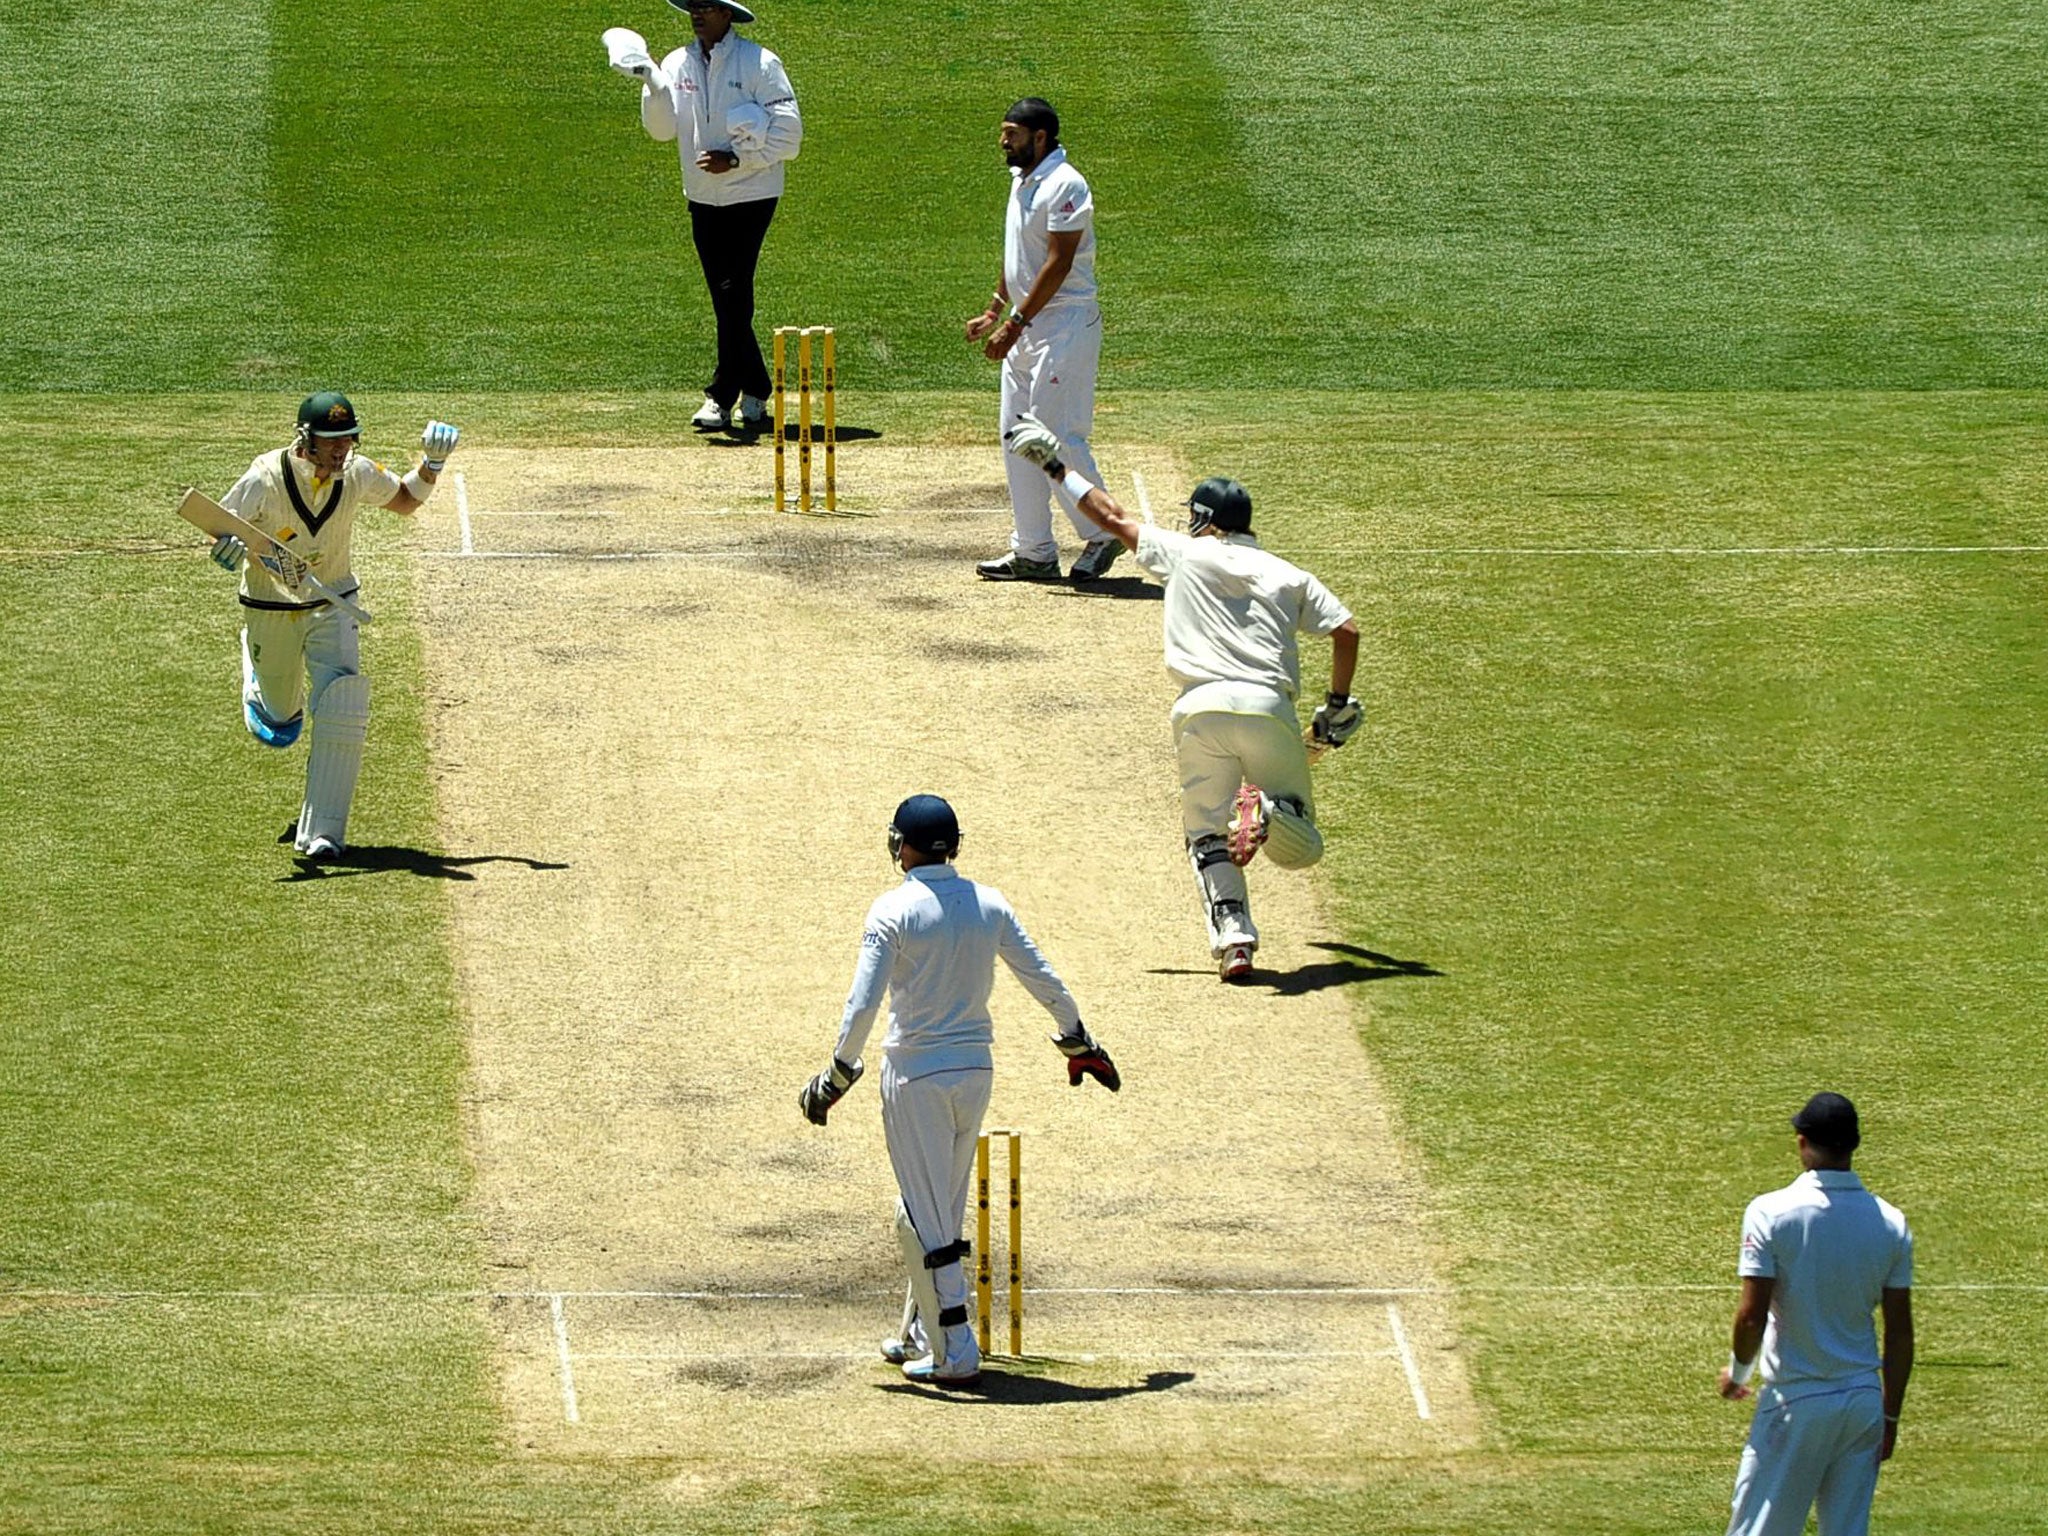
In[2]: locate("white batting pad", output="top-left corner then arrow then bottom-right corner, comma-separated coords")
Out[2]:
1261,796 -> 1325,870
298,673 -> 369,850
1189,835 -> 1257,954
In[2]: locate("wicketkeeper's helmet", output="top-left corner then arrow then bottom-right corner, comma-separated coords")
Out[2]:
889,794 -> 960,861
1187,477 -> 1252,535
296,391 -> 362,441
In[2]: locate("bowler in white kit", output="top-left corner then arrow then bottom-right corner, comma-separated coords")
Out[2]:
208,392 -> 458,860
796,795 -> 1120,1387
1006,418 -> 1362,980
964,98 -> 1117,583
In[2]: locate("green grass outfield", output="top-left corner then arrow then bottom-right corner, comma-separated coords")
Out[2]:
5,0 -> 2048,1530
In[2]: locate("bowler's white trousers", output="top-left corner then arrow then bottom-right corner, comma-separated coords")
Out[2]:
880,1058 -> 993,1318
1727,1382 -> 1885,1536
1000,302 -> 1103,562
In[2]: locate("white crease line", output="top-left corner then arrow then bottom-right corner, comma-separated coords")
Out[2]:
574,1348 -> 1404,1363
1387,1302 -> 1432,1421
454,472 -> 473,556
1279,545 -> 2048,558
1133,468 -> 1155,525
10,1281 -> 2039,1302
426,549 -> 780,563
549,1294 -> 581,1424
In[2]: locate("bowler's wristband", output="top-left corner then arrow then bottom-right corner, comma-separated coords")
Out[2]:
1062,469 -> 1096,504
1726,1354 -> 1755,1386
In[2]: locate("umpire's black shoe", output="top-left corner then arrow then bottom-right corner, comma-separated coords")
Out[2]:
976,551 -> 1061,582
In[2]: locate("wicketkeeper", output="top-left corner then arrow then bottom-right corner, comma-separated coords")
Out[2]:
207,392 -> 458,860
1006,415 -> 1362,980
797,794 -> 1120,1387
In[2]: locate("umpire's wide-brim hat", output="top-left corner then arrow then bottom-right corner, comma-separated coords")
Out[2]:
669,0 -> 755,20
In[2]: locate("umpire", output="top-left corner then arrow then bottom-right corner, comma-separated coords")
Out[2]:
1718,1092 -> 1915,1536
619,0 -> 802,433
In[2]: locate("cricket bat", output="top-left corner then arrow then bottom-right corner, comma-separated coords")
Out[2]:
176,487 -> 373,626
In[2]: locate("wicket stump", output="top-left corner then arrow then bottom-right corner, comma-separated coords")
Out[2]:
772,325 -> 835,512
975,1128 -> 1023,1356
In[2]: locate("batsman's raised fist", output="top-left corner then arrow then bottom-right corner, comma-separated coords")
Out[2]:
1005,413 -> 1063,471
421,421 -> 460,470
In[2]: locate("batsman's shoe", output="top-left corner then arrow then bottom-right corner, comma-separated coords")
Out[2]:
1227,784 -> 1270,866
1070,536 -> 1124,582
879,1323 -> 929,1366
691,395 -> 729,431
736,394 -> 768,430
976,551 -> 1061,582
902,1325 -> 981,1387
1219,943 -> 1256,982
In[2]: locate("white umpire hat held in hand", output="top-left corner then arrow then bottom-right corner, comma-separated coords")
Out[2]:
670,0 -> 756,21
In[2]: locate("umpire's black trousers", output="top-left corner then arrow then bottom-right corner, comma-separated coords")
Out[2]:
688,196 -> 778,408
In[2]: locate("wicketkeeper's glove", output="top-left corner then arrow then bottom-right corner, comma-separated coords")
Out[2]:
1004,412 -> 1064,474
798,1056 -> 864,1125
1052,1025 -> 1120,1093
1311,693 -> 1363,750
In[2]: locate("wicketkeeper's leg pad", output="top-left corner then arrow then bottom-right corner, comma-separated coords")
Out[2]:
298,672 -> 368,851
895,1202 -> 945,1358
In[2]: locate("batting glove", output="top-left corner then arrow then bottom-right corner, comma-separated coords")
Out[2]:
1311,693 -> 1363,749
1052,1026 -> 1121,1093
421,420 -> 460,471
209,533 -> 247,574
798,1056 -> 864,1126
1004,413 -> 1064,472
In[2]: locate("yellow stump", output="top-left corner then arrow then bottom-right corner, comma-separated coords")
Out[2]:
772,329 -> 787,511
821,327 -> 837,511
797,329 -> 813,514
1007,1130 -> 1023,1357
974,1134 -> 993,1354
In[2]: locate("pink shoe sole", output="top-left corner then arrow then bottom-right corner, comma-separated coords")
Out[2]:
1226,784 -> 1268,866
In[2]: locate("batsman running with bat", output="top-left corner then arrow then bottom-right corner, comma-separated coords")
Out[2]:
202,392 -> 459,860
797,794 -> 1120,1388
1007,415 -> 1363,981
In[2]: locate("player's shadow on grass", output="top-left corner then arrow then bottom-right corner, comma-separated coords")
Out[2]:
709,422 -> 884,448
281,847 -> 570,884
878,1367 -> 1194,1406
1148,942 -> 1440,995
1058,576 -> 1160,601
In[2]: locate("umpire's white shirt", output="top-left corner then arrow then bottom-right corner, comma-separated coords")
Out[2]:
641,31 -> 801,204
1005,147 -> 1095,314
1739,1169 -> 1913,1395
835,864 -> 1082,1079
1135,527 -> 1352,715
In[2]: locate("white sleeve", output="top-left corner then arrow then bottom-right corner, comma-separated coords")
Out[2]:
1046,171 -> 1091,233
994,901 -> 1083,1035
1135,524 -> 1188,582
734,50 -> 801,172
218,457 -> 271,519
833,901 -> 895,1063
350,453 -> 404,508
1737,1198 -> 1774,1279
1886,1212 -> 1913,1289
1296,571 -> 1352,636
640,56 -> 680,142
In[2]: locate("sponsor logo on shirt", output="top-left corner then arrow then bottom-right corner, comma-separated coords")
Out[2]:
1060,199 -> 1076,214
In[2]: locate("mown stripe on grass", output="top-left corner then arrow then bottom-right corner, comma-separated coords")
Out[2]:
0,0 -> 282,390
